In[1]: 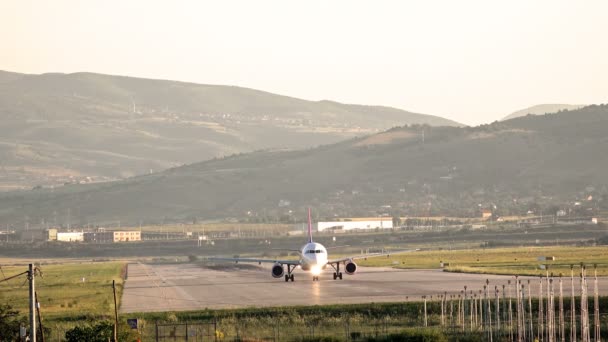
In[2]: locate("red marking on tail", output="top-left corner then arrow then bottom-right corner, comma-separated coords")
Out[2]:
307,208 -> 313,243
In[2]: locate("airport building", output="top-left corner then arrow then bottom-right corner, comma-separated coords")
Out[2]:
47,228 -> 58,241
56,231 -> 84,242
84,230 -> 141,243
314,218 -> 393,232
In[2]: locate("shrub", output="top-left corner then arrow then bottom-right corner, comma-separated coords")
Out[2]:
364,328 -> 447,342
296,337 -> 343,342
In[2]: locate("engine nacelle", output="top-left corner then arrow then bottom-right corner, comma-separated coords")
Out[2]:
271,263 -> 284,278
344,260 -> 357,275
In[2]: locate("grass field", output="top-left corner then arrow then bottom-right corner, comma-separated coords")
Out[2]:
0,261 -> 126,338
358,246 -> 608,276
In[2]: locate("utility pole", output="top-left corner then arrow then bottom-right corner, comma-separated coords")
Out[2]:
28,264 -> 37,342
35,292 -> 45,342
113,280 -> 119,342
422,295 -> 428,327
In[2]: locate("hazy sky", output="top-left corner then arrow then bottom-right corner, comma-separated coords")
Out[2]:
1,1 -> 607,125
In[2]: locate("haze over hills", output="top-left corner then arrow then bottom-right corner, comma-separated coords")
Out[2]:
1,104 -> 606,227
0,70 -> 460,191
501,104 -> 585,121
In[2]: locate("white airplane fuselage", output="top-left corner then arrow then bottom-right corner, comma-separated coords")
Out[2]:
299,242 -> 328,274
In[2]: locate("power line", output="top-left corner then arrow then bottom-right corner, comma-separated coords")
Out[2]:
0,270 -> 28,284
0,265 -> 9,284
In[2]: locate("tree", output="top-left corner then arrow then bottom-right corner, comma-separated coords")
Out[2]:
392,216 -> 402,227
0,303 -> 27,341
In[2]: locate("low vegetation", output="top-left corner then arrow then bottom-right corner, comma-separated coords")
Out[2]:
358,246 -> 608,276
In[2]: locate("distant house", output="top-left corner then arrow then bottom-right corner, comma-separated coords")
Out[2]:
278,199 -> 291,207
47,228 -> 58,241
481,209 -> 493,220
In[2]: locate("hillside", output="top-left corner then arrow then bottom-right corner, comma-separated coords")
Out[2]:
0,105 -> 606,227
501,104 -> 585,121
0,71 -> 460,191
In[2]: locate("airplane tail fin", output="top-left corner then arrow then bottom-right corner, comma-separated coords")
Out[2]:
307,208 -> 313,243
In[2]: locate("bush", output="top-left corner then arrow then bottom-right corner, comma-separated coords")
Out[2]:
448,332 -> 483,342
364,328 -> 447,342
296,337 -> 343,342
65,321 -> 113,342
65,321 -> 138,342
0,304 -> 27,341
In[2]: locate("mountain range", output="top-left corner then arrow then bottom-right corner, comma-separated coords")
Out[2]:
0,70 -> 460,191
1,104 -> 606,227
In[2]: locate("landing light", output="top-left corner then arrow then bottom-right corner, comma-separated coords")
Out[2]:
311,265 -> 322,276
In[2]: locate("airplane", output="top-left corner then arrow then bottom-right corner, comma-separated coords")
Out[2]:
208,209 -> 404,282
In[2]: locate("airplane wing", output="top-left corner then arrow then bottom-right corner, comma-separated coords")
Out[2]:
207,257 -> 301,266
327,249 -> 412,264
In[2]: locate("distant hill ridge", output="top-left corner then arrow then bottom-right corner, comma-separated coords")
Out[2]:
0,70 -> 461,190
501,104 -> 585,121
0,104 -> 606,226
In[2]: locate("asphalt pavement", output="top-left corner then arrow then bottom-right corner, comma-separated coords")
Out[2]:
120,262 -> 608,313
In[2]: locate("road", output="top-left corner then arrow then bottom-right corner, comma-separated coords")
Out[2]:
120,263 -> 608,313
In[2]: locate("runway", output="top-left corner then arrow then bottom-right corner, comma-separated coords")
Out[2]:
120,263 -> 608,313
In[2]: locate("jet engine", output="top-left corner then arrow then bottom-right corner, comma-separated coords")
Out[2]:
271,263 -> 284,278
344,260 -> 357,275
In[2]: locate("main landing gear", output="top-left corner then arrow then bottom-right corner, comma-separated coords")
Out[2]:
331,263 -> 343,280
284,264 -> 295,282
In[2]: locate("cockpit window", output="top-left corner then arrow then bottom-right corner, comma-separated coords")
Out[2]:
315,250 -> 323,253
306,249 -> 324,254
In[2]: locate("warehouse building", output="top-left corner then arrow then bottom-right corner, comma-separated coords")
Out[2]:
56,231 -> 84,242
311,218 -> 393,232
